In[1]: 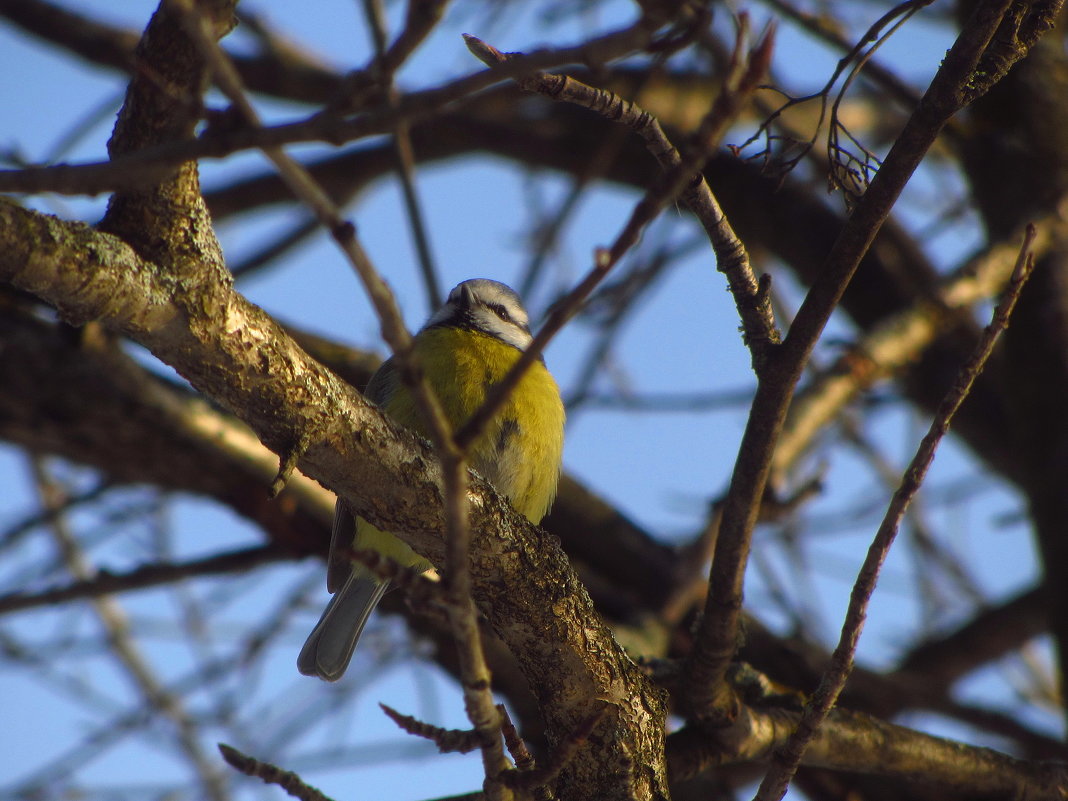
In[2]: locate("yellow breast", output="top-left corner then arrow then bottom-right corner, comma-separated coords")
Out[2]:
384,327 -> 565,524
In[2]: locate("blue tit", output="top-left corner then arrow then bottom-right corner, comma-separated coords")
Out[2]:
298,278 -> 565,681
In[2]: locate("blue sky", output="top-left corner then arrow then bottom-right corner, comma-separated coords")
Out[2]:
0,2 -> 1052,800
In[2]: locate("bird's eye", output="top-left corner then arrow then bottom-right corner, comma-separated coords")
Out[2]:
488,303 -> 511,322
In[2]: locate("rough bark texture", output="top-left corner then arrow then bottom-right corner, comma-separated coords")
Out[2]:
3,0 -> 1068,799
0,197 -> 671,800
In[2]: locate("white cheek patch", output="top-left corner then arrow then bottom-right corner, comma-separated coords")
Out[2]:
475,313 -> 533,351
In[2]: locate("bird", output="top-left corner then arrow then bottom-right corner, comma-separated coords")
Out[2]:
298,278 -> 565,681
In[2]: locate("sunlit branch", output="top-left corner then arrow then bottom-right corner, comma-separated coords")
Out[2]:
684,0 -> 1036,729
754,225 -> 1037,800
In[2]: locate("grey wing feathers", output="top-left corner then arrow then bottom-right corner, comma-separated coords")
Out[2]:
327,498 -> 355,594
296,570 -> 389,681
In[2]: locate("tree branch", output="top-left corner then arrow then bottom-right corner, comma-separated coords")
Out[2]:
667,703 -> 1068,799
0,15 -> 666,197
682,0 -> 1054,726
0,195 -> 669,801
754,224 -> 1037,799
0,543 -> 290,615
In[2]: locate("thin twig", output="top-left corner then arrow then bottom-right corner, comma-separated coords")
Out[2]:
751,225 -> 1037,801
380,703 -> 484,753
394,120 -> 442,311
457,26 -> 775,450
824,4 -> 921,201
219,743 -> 335,801
0,543 -> 290,615
736,0 -> 935,176
683,0 -> 1025,725
173,7 -> 511,794
439,452 -> 512,801
772,216 -> 1056,480
172,0 -> 454,461
361,0 -> 444,311
0,15 -> 663,197
497,704 -> 536,773
499,705 -> 610,793
32,457 -> 228,801
763,0 -> 924,112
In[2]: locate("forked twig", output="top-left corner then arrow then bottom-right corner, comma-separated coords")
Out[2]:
381,704 -> 484,754
752,225 -> 1037,801
736,0 -> 932,182
684,0 -> 1025,726
458,23 -> 776,451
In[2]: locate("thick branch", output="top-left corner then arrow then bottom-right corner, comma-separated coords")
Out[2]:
667,705 -> 1068,799
682,0 -> 1054,724
0,198 -> 668,801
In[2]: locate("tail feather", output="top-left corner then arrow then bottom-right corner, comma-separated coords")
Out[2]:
297,571 -> 389,681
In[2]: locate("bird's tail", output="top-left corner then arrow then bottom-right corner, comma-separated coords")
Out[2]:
297,570 -> 389,681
